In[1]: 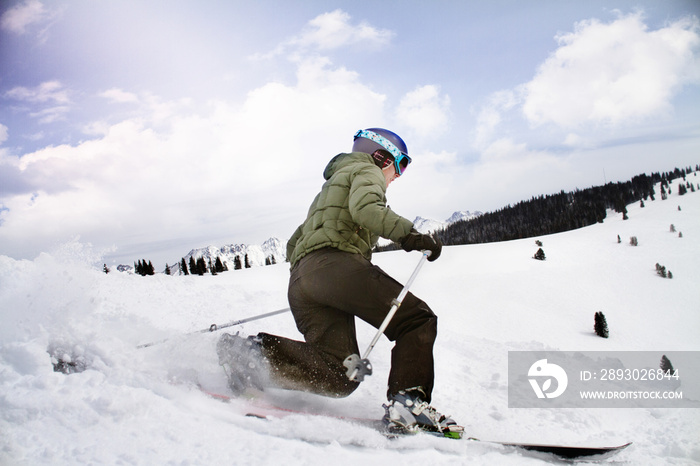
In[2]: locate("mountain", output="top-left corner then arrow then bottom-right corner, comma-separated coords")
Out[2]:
413,210 -> 483,234
172,237 -> 287,274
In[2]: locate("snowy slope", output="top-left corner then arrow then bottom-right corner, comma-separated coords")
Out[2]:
1,179 -> 699,465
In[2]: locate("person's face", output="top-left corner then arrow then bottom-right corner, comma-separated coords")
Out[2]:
382,163 -> 398,188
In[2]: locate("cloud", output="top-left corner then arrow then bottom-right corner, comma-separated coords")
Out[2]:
4,80 -> 70,104
521,12 -> 700,128
463,11 -> 700,217
474,90 -> 518,149
472,11 -> 700,159
29,105 -> 70,124
295,9 -> 393,50
0,0 -> 48,34
0,123 -> 8,145
254,10 -> 393,59
3,81 -> 71,124
99,88 -> 140,104
396,85 -> 451,139
0,58 -> 388,262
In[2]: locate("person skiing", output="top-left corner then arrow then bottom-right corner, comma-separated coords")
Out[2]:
217,128 -> 460,435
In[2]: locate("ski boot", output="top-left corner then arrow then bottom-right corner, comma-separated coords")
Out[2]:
382,387 -> 463,438
216,333 -> 268,395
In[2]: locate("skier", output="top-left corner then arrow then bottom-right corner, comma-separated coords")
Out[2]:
217,128 -> 460,434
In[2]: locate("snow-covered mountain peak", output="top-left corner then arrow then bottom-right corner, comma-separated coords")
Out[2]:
413,210 -> 483,234
177,237 -> 286,273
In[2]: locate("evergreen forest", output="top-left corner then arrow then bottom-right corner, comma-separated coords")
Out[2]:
377,166 -> 698,251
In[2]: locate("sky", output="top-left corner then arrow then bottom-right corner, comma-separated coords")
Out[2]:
1,0 -> 699,267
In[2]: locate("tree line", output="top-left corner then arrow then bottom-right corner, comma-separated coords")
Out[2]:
376,165 -> 698,251
176,253 -> 277,276
112,253 -> 279,276
439,166 -> 698,246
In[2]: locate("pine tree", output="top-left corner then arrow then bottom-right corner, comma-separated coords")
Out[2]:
215,257 -> 225,273
196,257 -> 207,275
103,264 -> 110,274
244,253 -> 251,268
656,263 -> 667,278
180,258 -> 189,275
594,311 -> 609,338
147,261 -> 155,275
189,257 -> 197,275
660,355 -> 675,373
533,248 -> 546,261
165,264 -> 171,275
234,256 -> 242,270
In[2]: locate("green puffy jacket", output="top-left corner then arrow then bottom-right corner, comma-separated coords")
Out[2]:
287,152 -> 414,266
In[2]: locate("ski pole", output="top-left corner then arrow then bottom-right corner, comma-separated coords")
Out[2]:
137,307 -> 291,349
344,250 -> 431,382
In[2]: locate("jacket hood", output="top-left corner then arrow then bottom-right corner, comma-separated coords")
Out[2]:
323,152 -> 375,180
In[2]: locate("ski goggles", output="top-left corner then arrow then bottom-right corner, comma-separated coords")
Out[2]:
354,129 -> 412,176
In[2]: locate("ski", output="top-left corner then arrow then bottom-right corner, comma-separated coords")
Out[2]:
201,388 -> 632,461
466,438 -> 632,461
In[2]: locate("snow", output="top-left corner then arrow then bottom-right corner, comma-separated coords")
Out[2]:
178,237 -> 287,273
1,180 -> 699,465
413,210 -> 483,234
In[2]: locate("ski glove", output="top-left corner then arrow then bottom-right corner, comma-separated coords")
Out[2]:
400,229 -> 442,262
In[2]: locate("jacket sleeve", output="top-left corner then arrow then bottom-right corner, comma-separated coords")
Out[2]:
348,165 -> 414,242
286,224 -> 303,259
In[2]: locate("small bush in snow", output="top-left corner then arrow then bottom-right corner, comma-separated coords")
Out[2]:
629,236 -> 638,246
594,312 -> 609,338
655,263 -> 672,278
533,248 -> 546,261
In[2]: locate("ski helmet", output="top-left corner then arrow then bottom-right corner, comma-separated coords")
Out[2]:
353,128 -> 411,176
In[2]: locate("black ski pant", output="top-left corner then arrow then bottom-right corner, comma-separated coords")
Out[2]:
259,247 -> 437,401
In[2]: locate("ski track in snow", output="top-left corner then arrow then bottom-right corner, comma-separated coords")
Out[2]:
1,179 -> 699,465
